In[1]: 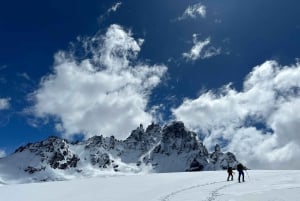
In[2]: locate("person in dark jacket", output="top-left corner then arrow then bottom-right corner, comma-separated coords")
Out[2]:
227,166 -> 234,181
236,163 -> 245,183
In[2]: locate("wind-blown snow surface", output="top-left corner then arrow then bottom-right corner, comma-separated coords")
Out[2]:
1,170 -> 300,201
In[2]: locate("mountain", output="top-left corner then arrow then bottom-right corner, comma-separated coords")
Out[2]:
0,121 -> 239,184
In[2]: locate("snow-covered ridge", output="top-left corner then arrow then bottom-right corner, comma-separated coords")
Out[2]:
0,121 -> 239,184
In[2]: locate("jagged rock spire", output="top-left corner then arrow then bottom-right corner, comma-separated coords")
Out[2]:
215,144 -> 221,152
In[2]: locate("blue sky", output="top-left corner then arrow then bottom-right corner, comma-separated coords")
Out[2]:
1,0 -> 300,168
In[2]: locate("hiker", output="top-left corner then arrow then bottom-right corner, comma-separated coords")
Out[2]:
236,163 -> 245,183
227,166 -> 234,181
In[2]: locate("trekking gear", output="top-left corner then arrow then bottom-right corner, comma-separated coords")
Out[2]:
245,170 -> 250,181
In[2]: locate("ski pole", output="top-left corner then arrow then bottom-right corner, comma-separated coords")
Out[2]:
245,170 -> 250,181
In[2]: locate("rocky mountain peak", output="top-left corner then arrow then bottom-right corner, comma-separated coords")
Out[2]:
215,144 -> 221,152
158,121 -> 203,153
123,123 -> 162,152
209,144 -> 238,170
162,121 -> 187,139
125,124 -> 145,142
14,135 -> 66,154
145,122 -> 161,133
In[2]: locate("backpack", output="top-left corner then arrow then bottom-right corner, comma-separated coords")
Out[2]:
237,163 -> 243,171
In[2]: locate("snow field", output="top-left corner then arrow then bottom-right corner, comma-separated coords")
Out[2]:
0,170 -> 300,201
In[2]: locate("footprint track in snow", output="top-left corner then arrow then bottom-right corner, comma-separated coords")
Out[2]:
160,180 -> 230,201
205,183 -> 232,201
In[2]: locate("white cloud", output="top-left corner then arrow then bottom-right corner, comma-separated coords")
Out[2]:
30,24 -> 167,140
17,72 -> 31,81
172,60 -> 300,169
108,2 -> 122,13
178,3 -> 206,20
202,46 -> 222,59
0,149 -> 6,158
0,98 -> 10,110
182,35 -> 221,61
98,2 -> 122,23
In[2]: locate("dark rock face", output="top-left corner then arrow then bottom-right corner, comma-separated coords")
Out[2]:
68,155 -> 80,168
188,159 -> 204,171
90,153 -> 111,168
24,166 -> 46,174
84,135 -> 120,169
209,144 -> 238,169
16,136 -> 80,171
159,121 -> 208,154
85,136 -> 104,149
143,121 -> 211,172
50,153 -> 80,170
151,122 -> 208,157
124,123 -> 161,152
50,152 -> 65,169
85,135 -> 119,150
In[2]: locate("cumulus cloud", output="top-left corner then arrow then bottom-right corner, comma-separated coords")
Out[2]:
178,3 -> 206,20
0,149 -> 6,158
182,34 -> 221,61
30,24 -> 167,140
172,60 -> 300,169
0,98 -> 10,110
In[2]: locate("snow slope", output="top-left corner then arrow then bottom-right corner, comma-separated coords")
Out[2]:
1,170 -> 300,201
